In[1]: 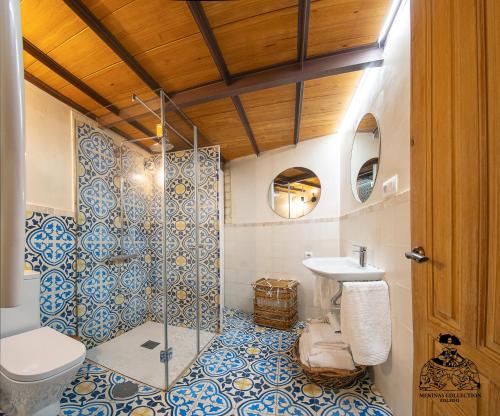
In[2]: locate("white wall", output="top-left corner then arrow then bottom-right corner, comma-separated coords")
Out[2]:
338,2 -> 412,415
224,2 -> 412,415
231,138 -> 340,224
225,137 -> 341,319
25,81 -> 75,214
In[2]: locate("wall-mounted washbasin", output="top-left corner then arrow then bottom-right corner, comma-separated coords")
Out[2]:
302,257 -> 384,281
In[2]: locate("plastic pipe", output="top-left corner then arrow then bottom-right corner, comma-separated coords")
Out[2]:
0,0 -> 26,308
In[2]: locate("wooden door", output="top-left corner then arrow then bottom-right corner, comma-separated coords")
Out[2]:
411,0 -> 500,415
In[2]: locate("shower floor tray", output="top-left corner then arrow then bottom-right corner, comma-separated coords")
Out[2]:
86,321 -> 215,389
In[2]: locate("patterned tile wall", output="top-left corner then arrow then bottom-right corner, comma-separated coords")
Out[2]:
76,121 -> 221,347
164,148 -> 221,332
25,210 -> 77,335
21,122 -> 221,344
76,122 -> 159,347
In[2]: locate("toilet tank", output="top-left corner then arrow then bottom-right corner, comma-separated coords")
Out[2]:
0,271 -> 41,338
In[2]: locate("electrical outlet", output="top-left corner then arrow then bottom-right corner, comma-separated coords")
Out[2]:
382,175 -> 398,197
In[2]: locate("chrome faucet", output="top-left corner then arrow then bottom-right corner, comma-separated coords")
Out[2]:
352,245 -> 367,267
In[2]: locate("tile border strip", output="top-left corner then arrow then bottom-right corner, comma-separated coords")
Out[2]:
26,204 -> 75,218
226,189 -> 410,228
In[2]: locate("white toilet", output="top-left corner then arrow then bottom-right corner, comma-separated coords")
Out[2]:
0,271 -> 86,416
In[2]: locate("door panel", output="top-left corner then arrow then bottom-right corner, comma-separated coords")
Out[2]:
429,0 -> 481,342
411,0 -> 500,415
483,0 -> 500,359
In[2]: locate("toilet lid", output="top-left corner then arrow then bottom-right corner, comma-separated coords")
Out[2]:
0,327 -> 86,382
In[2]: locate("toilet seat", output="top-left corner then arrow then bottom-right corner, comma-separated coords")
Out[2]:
0,327 -> 86,382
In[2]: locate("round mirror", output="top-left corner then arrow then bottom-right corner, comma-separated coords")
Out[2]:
268,167 -> 321,219
350,113 -> 381,203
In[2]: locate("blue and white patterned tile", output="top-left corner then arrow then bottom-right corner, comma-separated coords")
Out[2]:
164,148 -> 221,333
76,123 -> 158,346
25,211 -> 77,336
0,309 -> 393,416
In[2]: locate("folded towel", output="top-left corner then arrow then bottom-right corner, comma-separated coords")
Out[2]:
314,276 -> 340,311
326,311 -> 341,332
299,332 -> 355,370
308,322 -> 348,351
340,281 -> 391,365
307,348 -> 356,370
299,332 -> 311,364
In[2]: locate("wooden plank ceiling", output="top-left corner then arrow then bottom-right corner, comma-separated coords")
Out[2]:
21,0 -> 392,160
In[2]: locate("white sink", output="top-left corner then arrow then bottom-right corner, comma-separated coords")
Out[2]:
302,257 -> 384,281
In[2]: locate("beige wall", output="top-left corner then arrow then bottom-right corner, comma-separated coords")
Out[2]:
225,137 -> 341,319
338,2 -> 412,415
25,81 -> 75,214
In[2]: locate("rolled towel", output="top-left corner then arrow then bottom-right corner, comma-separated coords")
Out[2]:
308,348 -> 356,370
340,281 -> 391,365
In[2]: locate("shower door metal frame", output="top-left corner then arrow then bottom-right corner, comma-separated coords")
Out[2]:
157,90 -> 201,389
160,90 -> 169,390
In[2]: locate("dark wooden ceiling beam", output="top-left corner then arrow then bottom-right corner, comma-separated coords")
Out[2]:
63,0 -> 219,153
294,82 -> 304,145
24,72 -> 151,152
24,38 -> 119,114
294,0 -> 311,146
187,1 -> 231,84
99,45 -> 384,128
297,0 -> 311,66
25,71 -> 96,119
232,96 -> 260,156
23,38 -> 155,140
187,1 -> 260,156
62,0 -> 160,92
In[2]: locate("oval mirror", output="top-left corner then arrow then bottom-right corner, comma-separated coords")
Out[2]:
268,167 -> 321,219
350,113 -> 381,203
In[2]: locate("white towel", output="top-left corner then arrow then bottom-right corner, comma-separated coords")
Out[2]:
307,322 -> 348,352
299,332 -> 311,364
314,276 -> 340,311
308,348 -> 356,370
340,281 -> 391,365
299,332 -> 355,370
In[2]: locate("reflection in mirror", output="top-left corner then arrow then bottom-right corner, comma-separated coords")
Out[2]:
351,113 -> 381,203
268,167 -> 321,219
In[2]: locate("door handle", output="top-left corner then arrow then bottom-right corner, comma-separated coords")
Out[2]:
405,247 -> 429,263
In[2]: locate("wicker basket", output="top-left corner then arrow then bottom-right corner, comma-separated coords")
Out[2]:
293,339 -> 366,389
253,278 -> 298,330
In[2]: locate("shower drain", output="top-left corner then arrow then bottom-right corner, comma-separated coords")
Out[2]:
111,381 -> 139,399
141,340 -> 160,349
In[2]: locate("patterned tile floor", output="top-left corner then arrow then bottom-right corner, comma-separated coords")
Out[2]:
1,309 -> 393,415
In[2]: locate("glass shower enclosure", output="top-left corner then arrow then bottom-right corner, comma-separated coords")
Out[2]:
74,90 -> 221,390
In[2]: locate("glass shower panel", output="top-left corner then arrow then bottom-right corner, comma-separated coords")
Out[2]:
75,122 -> 166,390
118,141 -> 165,389
162,118 -> 221,387
75,124 -> 124,351
163,126 -> 201,386
75,90 -> 222,391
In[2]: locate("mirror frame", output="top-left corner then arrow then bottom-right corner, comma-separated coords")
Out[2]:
350,112 -> 382,204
